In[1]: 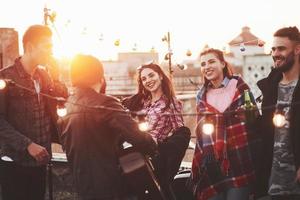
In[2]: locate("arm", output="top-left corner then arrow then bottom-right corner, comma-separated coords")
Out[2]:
105,98 -> 157,156
0,90 -> 49,164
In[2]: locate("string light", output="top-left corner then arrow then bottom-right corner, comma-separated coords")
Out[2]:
176,64 -> 188,70
273,105 -> 286,127
239,43 -> 246,52
1,78 -> 299,130
136,111 -> 148,132
56,97 -> 67,117
0,79 -> 7,90
202,115 -> 214,135
257,39 -> 265,47
114,39 -> 120,46
57,105 -> 67,117
186,49 -> 192,57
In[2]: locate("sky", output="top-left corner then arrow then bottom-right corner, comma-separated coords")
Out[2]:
1,0 -> 300,62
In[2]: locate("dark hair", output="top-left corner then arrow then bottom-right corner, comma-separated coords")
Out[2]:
22,25 -> 52,52
200,48 -> 233,86
274,26 -> 300,43
70,54 -> 104,87
136,63 -> 176,111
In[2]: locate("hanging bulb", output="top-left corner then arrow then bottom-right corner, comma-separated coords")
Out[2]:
273,104 -> 286,127
162,35 -> 167,42
57,105 -> 67,117
257,39 -> 264,47
273,113 -> 285,127
114,39 -> 120,46
186,49 -> 192,57
273,107 -> 286,128
138,121 -> 149,132
56,97 -> 67,117
136,111 -> 148,131
0,79 -> 7,90
164,53 -> 169,60
239,43 -> 246,52
202,115 -> 214,135
176,64 -> 188,70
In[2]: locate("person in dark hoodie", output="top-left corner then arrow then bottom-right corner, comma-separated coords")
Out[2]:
257,26 -> 300,200
58,54 -> 157,200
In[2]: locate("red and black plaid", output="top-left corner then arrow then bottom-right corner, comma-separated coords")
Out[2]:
191,76 -> 256,200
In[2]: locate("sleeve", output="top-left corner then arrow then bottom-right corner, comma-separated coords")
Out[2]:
170,99 -> 184,131
104,97 -> 157,156
0,77 -> 32,152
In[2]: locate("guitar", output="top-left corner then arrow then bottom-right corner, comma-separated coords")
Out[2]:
118,146 -> 166,200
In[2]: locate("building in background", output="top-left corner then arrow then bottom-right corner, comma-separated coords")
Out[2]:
0,28 -> 19,69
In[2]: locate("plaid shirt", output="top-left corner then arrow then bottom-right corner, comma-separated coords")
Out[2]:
0,58 -> 67,166
191,76 -> 256,200
142,95 -> 184,142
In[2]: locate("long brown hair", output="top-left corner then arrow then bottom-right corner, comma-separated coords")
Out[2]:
200,48 -> 233,86
137,63 -> 176,110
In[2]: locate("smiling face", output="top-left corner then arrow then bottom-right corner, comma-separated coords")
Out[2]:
200,52 -> 225,85
140,67 -> 163,95
271,36 -> 296,72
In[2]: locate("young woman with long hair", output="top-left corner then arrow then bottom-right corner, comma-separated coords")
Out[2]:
123,63 -> 190,199
190,48 -> 258,200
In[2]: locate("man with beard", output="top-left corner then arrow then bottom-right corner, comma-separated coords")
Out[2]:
256,26 -> 300,200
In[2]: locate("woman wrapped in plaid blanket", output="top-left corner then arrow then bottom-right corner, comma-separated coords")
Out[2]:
190,48 -> 259,200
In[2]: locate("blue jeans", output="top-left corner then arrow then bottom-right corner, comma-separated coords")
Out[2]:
208,186 -> 250,200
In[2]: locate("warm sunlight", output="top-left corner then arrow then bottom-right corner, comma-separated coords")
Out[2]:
1,0 -> 300,61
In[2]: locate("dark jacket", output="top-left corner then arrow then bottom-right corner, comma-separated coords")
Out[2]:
0,58 -> 67,166
256,69 -> 300,197
58,87 -> 157,200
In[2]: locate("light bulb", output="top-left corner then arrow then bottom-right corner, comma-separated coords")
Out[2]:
177,64 -> 188,70
0,79 -> 7,90
257,39 -> 264,47
240,43 -> 246,52
202,122 -> 214,135
138,121 -> 149,132
273,113 -> 286,127
186,49 -> 192,57
114,39 -> 120,46
57,106 -> 67,117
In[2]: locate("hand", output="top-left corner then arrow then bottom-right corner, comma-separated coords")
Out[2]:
296,167 -> 300,183
27,142 -> 50,165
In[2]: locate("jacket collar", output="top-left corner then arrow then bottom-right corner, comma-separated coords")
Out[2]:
14,57 -> 31,79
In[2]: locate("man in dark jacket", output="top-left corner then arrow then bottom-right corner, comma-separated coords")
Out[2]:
58,54 -> 157,200
0,25 -> 68,200
257,26 -> 300,200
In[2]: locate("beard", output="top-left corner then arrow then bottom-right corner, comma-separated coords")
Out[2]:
273,51 -> 295,73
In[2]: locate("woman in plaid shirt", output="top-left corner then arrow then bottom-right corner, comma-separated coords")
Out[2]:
190,48 -> 258,200
122,63 -> 190,199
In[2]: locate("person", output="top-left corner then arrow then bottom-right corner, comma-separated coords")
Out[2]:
256,26 -> 300,200
57,54 -> 157,200
189,48 -> 258,200
0,24 -> 68,200
122,63 -> 190,199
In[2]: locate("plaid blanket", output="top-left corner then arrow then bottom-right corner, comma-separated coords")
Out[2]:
190,76 -> 256,200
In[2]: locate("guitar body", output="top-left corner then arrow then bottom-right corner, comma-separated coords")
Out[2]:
119,147 -> 166,200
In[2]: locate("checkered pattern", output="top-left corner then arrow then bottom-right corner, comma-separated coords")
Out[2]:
191,76 -> 256,200
0,58 -> 67,166
142,95 -> 184,142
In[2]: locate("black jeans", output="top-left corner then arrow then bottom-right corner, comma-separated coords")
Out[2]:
271,195 -> 300,200
0,160 -> 46,200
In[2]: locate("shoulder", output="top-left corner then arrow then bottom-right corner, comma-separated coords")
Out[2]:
0,65 -> 16,77
196,85 -> 206,104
